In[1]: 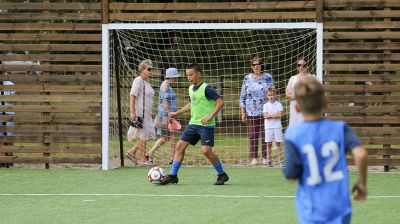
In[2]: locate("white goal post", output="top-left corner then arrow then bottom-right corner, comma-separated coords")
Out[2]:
101,22 -> 323,170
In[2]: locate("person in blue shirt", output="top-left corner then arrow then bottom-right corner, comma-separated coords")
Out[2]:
283,77 -> 368,224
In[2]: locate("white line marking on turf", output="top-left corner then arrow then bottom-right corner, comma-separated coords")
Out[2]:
82,199 -> 96,202
0,194 -> 399,199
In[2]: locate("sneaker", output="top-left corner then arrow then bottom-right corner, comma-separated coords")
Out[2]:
262,158 -> 268,165
214,172 -> 229,185
160,175 -> 179,185
263,159 -> 272,167
125,153 -> 137,165
250,158 -> 258,165
277,161 -> 284,168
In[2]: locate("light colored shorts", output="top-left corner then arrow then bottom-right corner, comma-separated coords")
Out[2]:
265,128 -> 283,143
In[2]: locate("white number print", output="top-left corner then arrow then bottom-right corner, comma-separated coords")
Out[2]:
303,141 -> 344,186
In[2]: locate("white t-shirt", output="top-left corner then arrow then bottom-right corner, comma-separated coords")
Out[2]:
263,101 -> 283,129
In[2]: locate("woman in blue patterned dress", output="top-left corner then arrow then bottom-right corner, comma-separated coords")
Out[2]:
240,57 -> 275,165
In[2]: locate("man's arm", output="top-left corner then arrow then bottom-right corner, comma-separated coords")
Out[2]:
129,95 -> 136,120
351,146 -> 368,200
283,140 -> 303,183
344,123 -> 368,200
201,97 -> 224,125
169,102 -> 191,118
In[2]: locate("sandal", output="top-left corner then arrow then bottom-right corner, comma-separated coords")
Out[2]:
138,160 -> 153,167
145,153 -> 154,163
125,153 -> 137,165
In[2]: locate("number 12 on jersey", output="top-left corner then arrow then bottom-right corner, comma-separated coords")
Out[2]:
303,141 -> 344,186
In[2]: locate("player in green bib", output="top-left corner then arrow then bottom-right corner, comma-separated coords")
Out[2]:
161,63 -> 229,185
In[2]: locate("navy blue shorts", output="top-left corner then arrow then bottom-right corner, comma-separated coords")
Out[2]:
180,124 -> 215,147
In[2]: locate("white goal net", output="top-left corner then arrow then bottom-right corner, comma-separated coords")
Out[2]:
102,23 -> 322,170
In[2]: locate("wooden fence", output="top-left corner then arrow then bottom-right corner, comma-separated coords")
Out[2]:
0,0 -> 399,169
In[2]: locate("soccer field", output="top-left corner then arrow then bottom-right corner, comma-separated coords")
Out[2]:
1,167 -> 399,224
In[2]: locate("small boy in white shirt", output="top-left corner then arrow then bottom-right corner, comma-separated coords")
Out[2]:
263,88 -> 284,167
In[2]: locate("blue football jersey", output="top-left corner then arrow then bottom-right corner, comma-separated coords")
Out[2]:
284,119 -> 358,224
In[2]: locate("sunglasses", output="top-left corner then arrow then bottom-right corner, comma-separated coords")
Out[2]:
146,67 -> 152,71
252,63 -> 262,67
297,63 -> 307,67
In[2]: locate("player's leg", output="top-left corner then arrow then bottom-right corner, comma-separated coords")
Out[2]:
161,125 -> 199,185
276,142 -> 282,166
199,127 -> 229,185
275,128 -> 284,167
264,128 -> 273,166
261,117 -> 268,162
248,117 -> 258,164
147,135 -> 168,162
168,135 -> 176,163
126,142 -> 139,164
137,139 -> 151,166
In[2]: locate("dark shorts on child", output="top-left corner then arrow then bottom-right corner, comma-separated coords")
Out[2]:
180,124 -> 215,147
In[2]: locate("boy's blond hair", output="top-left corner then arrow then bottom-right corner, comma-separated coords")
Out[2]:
294,77 -> 324,114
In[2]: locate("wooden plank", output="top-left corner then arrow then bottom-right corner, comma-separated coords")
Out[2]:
0,146 -> 100,154
324,85 -> 400,92
315,0 -> 324,22
0,105 -> 101,113
110,12 -> 315,21
324,10 -> 400,18
329,116 -> 400,124
0,136 -> 101,144
324,32 -> 400,40
325,21 -> 400,29
102,0 -> 109,23
0,156 -> 101,164
324,64 -> 400,72
0,115 -> 101,124
324,42 -> 400,50
360,137 -> 400,145
0,54 -> 101,62
0,34 -> 100,41
0,84 -> 102,93
326,95 -> 400,103
0,64 -> 101,72
0,44 -> 101,52
0,95 -> 101,103
325,106 -> 400,114
324,74 -> 400,82
325,0 -> 400,8
110,2 -> 316,10
0,13 -> 101,21
0,23 -> 101,31
352,127 -> 400,135
0,125 -> 101,134
347,158 -> 400,166
0,2 -> 101,10
324,53 -> 400,61
0,74 -> 101,83
366,148 -> 400,156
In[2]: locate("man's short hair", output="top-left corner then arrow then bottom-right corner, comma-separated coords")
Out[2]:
187,63 -> 203,74
294,77 -> 324,115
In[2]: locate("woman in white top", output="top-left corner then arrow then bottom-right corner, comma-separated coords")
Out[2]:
126,59 -> 156,166
285,58 -> 316,127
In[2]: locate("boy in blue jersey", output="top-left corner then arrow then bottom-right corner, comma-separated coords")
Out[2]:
161,63 -> 229,185
284,77 -> 368,224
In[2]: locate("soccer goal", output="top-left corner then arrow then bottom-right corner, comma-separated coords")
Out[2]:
102,22 -> 323,170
